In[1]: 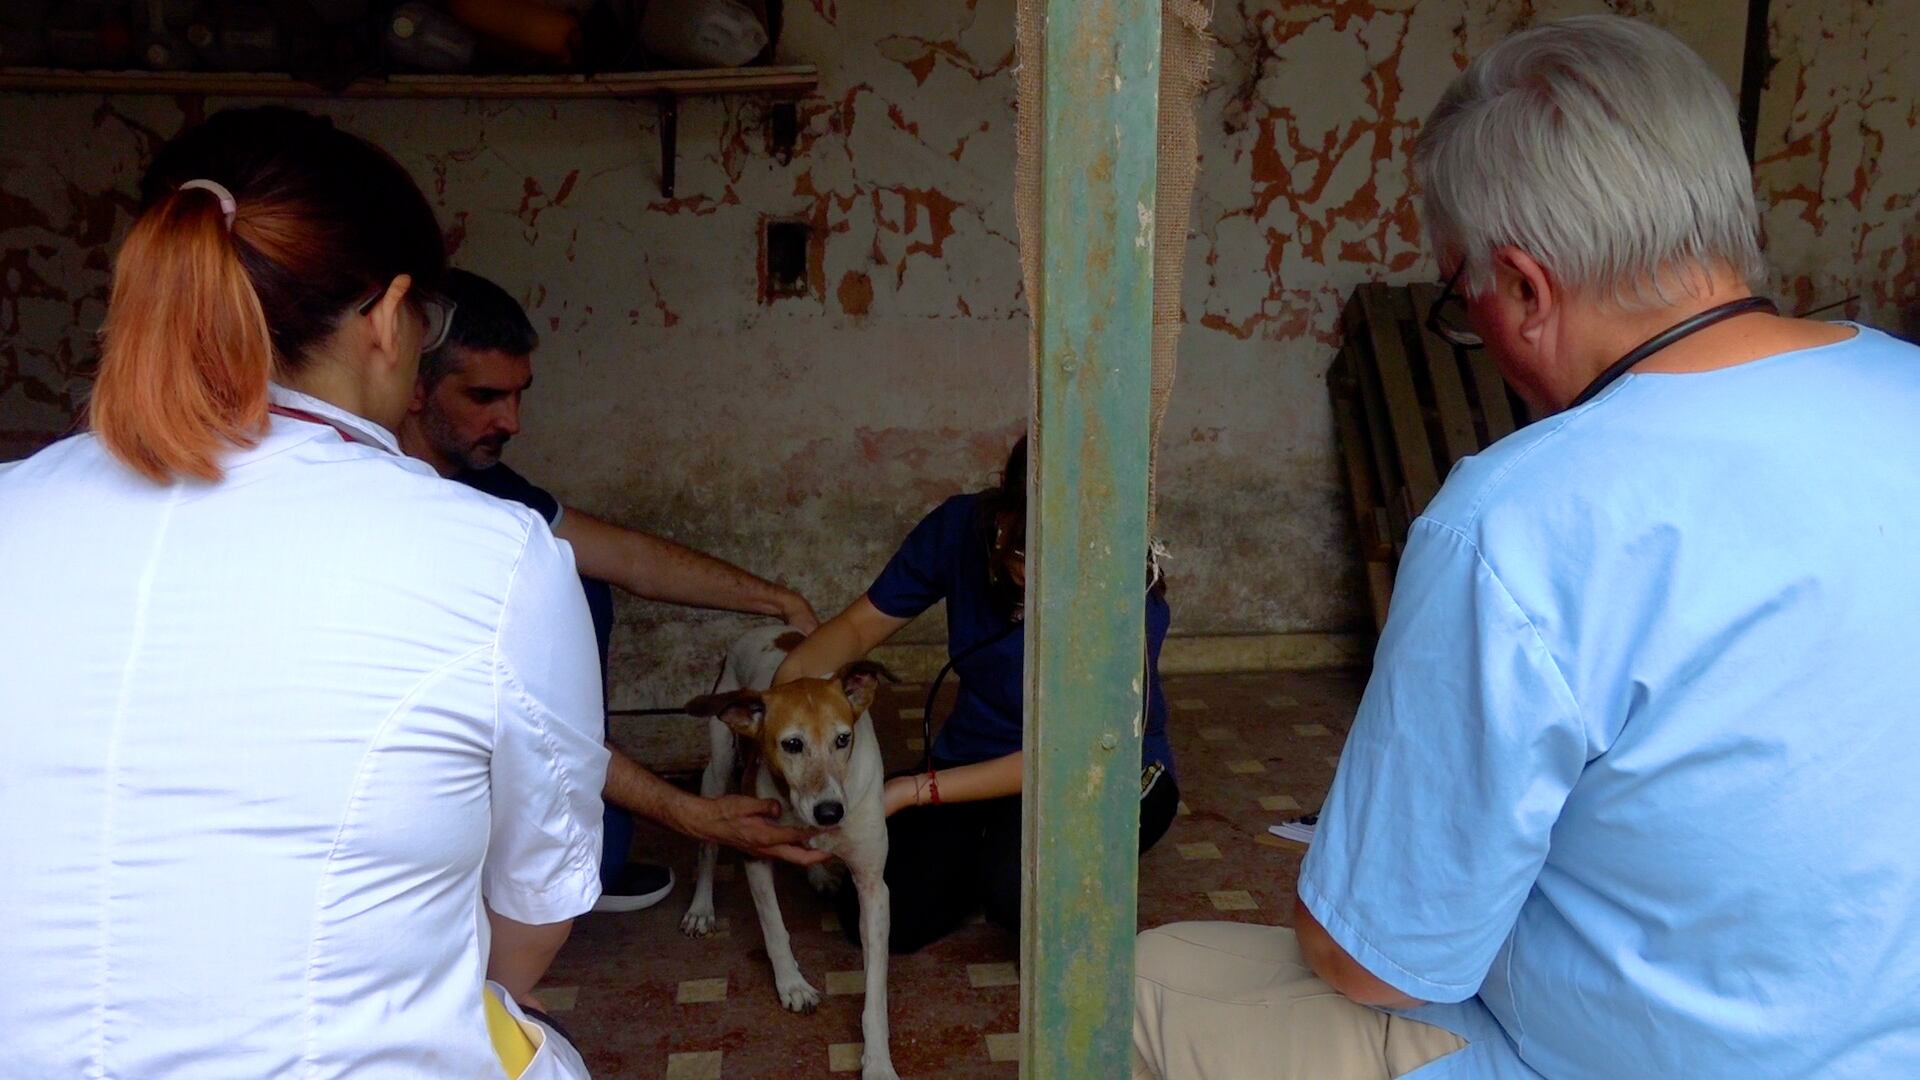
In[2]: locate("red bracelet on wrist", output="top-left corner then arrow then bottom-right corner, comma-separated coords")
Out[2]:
926,769 -> 942,806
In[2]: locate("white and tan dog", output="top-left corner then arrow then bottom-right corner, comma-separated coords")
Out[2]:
679,625 -> 898,1080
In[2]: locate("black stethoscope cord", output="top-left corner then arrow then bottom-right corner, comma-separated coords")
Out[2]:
1568,295 -> 1778,409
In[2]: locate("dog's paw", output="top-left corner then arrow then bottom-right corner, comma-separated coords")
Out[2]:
679,906 -> 716,938
860,1056 -> 901,1080
806,862 -> 846,896
775,974 -> 821,1014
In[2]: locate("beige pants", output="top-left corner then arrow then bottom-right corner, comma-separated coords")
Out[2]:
1133,922 -> 1467,1080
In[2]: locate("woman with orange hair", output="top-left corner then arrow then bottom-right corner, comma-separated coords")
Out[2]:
0,107 -> 603,1078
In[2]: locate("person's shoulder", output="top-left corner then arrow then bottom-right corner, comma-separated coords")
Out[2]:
933,491 -> 983,521
456,460 -> 553,504
306,452 -> 552,567
455,460 -> 564,525
0,433 -> 146,501
1420,411 -> 1578,537
455,459 -> 530,495
1826,323 -> 1920,381
1837,322 -> 1919,356
919,491 -> 988,543
1434,323 -> 1920,535
5,432 -> 112,472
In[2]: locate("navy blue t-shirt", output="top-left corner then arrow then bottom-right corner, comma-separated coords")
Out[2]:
455,463 -> 616,685
867,493 -> 1174,776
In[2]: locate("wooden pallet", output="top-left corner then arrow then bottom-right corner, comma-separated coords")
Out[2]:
1327,282 -> 1533,633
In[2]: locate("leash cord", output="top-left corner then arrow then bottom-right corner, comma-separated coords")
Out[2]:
920,620 -> 1023,775
922,544 -> 1170,783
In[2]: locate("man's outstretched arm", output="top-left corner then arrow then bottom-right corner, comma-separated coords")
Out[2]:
602,745 -> 830,867
556,507 -> 818,630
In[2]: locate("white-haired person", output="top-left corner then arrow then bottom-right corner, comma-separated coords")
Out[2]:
1133,15 -> 1920,1080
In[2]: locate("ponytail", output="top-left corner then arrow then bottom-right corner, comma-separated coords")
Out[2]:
93,106 -> 446,482
90,186 -> 275,483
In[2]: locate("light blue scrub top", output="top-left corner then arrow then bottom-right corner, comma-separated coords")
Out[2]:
1300,326 -> 1920,1078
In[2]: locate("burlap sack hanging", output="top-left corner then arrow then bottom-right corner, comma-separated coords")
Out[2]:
1013,0 -> 1215,536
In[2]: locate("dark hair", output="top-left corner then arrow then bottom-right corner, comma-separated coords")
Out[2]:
980,436 -> 1027,535
420,268 -> 540,386
981,436 -> 1027,614
976,434 -> 1164,608
92,106 -> 444,482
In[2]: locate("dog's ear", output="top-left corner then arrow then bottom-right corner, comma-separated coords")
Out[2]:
685,689 -> 766,737
835,660 -> 897,714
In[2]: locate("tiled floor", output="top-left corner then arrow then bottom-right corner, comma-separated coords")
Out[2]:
542,667 -> 1366,1078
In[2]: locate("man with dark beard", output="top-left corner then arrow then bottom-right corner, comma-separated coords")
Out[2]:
401,269 -> 829,914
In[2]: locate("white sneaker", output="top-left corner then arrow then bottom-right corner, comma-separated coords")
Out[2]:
592,862 -> 675,913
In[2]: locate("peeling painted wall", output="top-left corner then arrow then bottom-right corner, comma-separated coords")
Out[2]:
1754,0 -> 1920,335
1,0 -> 1911,709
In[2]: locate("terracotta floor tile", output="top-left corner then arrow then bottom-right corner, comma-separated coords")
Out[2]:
1209,890 -> 1259,912
665,1050 -> 723,1080
967,961 -> 1019,988
677,977 -> 727,1004
829,1043 -> 864,1072
986,1033 -> 1022,1063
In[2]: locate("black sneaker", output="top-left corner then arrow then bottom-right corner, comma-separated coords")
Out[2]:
591,862 -> 675,913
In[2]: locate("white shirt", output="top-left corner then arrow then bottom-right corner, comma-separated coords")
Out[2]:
0,387 -> 608,1079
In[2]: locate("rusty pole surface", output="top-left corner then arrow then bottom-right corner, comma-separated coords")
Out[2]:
1020,0 -> 1161,1075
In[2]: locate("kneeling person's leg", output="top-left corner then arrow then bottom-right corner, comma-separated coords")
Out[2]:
1132,922 -> 1463,1080
1138,767 -> 1179,854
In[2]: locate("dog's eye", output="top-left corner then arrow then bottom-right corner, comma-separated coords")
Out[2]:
780,736 -> 804,754
834,731 -> 852,749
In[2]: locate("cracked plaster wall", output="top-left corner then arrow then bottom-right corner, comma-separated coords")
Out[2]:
1,0 -> 1911,708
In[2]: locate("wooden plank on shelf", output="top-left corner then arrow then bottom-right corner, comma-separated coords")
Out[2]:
1350,284 -> 1441,515
1344,335 -> 1410,553
1468,351 -> 1519,441
1328,283 -> 1539,638
0,65 -> 819,99
1365,561 -> 1394,636
1407,281 -> 1480,469
1329,358 -> 1392,563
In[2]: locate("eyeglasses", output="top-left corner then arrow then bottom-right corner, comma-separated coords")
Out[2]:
1425,265 -> 1483,349
355,285 -> 457,354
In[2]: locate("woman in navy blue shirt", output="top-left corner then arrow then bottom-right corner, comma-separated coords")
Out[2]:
776,437 -> 1178,952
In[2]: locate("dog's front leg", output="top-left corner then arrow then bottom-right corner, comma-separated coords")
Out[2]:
679,719 -> 734,937
744,857 -> 819,1013
851,856 -> 899,1079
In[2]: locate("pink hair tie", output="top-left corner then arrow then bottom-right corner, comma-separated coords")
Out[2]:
178,179 -> 237,229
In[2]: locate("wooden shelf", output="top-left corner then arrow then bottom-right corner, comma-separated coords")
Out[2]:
0,65 -> 818,99
0,64 -> 817,198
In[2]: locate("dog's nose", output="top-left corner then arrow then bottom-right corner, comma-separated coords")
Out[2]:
813,801 -> 845,826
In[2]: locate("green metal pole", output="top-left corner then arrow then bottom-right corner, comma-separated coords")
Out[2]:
1021,0 -> 1160,1075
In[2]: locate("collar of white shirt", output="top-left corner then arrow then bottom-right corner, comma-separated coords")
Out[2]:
266,384 -> 401,456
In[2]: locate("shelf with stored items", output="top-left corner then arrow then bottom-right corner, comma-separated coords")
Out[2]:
0,64 -> 818,197
0,64 -> 815,98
